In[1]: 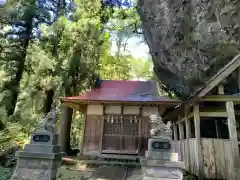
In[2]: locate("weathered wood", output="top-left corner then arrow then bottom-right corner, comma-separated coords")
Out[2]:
138,106 -> 142,153
237,67 -> 240,92
201,95 -> 240,102
218,84 -> 224,95
184,115 -> 191,171
185,117 -> 191,139
215,120 -> 219,138
99,116 -> 104,152
193,104 -> 204,179
173,120 -> 178,140
179,121 -> 184,140
83,115 -> 102,154
59,106 -> 73,153
80,108 -> 87,154
168,138 -> 236,179
141,116 -> 150,151
187,111 -> 227,118
178,120 -> 184,161
223,140 -> 235,180
175,107 -> 240,120
163,54 -> 240,120
198,54 -> 240,97
61,102 -> 79,111
225,101 -> 240,171
202,139 -> 216,178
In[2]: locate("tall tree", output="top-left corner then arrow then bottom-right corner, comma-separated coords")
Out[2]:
3,0 -> 36,116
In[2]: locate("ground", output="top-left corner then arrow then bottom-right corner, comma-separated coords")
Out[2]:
0,153 -> 198,180
56,157 -> 198,180
57,157 -> 142,180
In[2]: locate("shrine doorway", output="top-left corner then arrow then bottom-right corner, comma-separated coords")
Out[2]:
102,115 -> 140,154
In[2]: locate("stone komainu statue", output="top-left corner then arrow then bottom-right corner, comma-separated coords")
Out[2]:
40,108 -> 59,133
150,114 -> 172,138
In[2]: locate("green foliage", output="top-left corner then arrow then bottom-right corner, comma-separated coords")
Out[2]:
0,167 -> 12,180
0,0 -> 156,154
70,112 -> 84,148
130,58 -> 153,80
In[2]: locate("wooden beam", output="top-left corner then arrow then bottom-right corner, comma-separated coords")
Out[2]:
99,116 -> 104,152
201,95 -> 240,102
178,118 -> 184,161
215,120 -> 219,138
237,67 -> 240,92
163,54 -> 240,120
198,54 -> 240,97
59,106 -> 73,153
61,102 -> 79,110
61,99 -> 180,106
185,107 -> 240,118
226,101 -> 240,170
217,84 -> 224,95
80,108 -> 87,154
185,116 -> 191,139
173,120 -> 178,140
200,112 -> 227,117
179,120 -> 184,140
186,111 -> 227,119
184,112 -> 191,170
138,106 -> 142,153
193,104 -> 204,179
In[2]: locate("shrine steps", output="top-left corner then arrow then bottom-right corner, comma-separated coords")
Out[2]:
62,154 -> 142,167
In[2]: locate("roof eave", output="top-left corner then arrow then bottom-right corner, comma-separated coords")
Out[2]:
60,97 -> 180,106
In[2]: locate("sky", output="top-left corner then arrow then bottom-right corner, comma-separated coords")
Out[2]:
111,36 -> 150,59
0,0 -> 150,59
126,36 -> 150,58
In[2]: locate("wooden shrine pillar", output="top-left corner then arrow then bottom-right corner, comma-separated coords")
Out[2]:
193,104 -> 204,179
179,120 -> 184,140
59,106 -> 73,153
185,116 -> 191,139
226,100 -> 240,179
173,120 -> 178,140
178,118 -> 184,161
185,114 -> 191,171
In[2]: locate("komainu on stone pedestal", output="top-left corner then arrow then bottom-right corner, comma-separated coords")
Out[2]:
140,114 -> 184,180
10,109 -> 62,180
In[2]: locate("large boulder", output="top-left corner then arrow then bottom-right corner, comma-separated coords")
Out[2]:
137,0 -> 240,98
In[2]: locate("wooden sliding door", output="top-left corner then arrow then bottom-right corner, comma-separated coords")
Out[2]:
102,115 -> 140,154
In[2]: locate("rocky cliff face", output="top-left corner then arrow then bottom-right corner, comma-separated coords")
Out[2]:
137,0 -> 240,98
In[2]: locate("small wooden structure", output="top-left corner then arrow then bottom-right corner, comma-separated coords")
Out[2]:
164,54 -> 240,180
60,80 -> 179,157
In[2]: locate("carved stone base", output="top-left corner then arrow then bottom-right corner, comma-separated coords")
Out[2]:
142,166 -> 183,180
11,152 -> 62,180
141,137 -> 184,180
10,129 -> 62,180
145,151 -> 179,161
141,158 -> 184,180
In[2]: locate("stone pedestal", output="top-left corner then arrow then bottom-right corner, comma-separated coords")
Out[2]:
11,129 -> 63,180
141,137 -> 184,180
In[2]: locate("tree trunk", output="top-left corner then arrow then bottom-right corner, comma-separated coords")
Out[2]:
42,0 -> 66,114
0,121 -> 5,130
59,106 -> 73,153
43,89 -> 54,114
6,18 -> 33,116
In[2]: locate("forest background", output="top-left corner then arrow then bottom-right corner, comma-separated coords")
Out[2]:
0,0 -> 163,151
